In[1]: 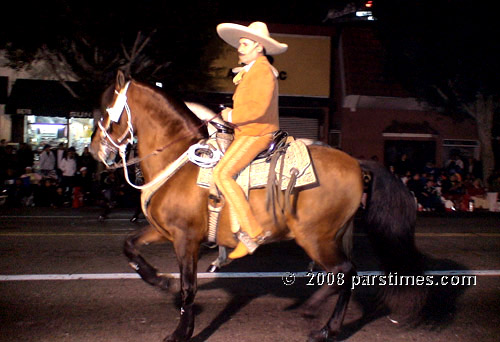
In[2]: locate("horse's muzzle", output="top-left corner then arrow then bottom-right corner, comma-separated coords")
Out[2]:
91,140 -> 118,167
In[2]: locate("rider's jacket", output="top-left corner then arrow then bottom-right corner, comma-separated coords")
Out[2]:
231,56 -> 279,137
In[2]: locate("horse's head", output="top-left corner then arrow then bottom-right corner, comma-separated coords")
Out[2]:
90,71 -> 133,166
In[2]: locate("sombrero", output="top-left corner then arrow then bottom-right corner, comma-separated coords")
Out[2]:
217,21 -> 288,55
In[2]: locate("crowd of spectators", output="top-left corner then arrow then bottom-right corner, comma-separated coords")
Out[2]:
2,139 -> 499,214
389,154 -> 500,212
0,140 -> 141,218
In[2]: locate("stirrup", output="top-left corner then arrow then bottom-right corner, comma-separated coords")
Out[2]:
236,230 -> 271,254
237,231 -> 258,254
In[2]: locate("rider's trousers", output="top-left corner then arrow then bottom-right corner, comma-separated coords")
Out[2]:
213,134 -> 273,237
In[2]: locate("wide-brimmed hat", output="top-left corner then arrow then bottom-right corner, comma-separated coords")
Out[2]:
217,21 -> 288,55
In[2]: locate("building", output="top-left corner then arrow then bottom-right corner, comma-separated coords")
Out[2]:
1,22 -> 486,171
0,54 -> 95,154
185,23 -> 337,144
333,24 -> 480,169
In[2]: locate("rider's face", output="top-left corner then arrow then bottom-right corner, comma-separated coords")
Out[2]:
237,38 -> 262,65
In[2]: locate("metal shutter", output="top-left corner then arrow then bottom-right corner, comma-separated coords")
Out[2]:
279,116 -> 319,140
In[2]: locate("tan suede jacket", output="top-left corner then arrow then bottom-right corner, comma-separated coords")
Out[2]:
231,56 -> 279,137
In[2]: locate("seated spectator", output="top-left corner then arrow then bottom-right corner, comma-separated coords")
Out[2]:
20,167 -> 42,186
407,173 -> 425,205
6,178 -> 27,207
53,186 -> 66,208
423,161 -> 438,177
420,178 -> 444,211
445,155 -> 464,175
400,170 -> 412,185
74,167 -> 95,206
442,173 -> 465,210
464,178 -> 489,210
35,179 -> 57,207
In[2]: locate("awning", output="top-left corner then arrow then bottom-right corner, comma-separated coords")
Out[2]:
5,79 -> 94,118
382,120 -> 439,138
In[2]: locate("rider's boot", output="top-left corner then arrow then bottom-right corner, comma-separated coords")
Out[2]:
228,229 -> 271,259
228,230 -> 258,259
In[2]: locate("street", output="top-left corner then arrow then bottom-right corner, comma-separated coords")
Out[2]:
0,207 -> 499,342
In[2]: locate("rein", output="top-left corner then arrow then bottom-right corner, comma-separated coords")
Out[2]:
99,81 -> 225,189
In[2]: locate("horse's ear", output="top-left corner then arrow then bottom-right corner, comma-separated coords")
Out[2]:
116,70 -> 126,90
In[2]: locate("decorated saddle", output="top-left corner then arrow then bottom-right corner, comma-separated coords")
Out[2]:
196,136 -> 317,196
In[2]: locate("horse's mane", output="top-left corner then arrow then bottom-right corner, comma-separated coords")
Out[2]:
132,82 -> 208,139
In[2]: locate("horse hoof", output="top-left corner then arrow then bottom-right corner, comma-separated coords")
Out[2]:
206,265 -> 219,273
308,328 -> 333,342
163,332 -> 189,342
301,305 -> 318,319
155,276 -> 170,291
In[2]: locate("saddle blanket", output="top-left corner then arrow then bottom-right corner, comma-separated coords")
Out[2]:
196,139 -> 317,194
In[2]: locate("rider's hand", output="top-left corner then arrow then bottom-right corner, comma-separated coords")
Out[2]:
220,107 -> 233,122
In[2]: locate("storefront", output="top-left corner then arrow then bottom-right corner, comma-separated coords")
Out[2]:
24,115 -> 94,154
6,79 -> 94,154
205,29 -> 333,142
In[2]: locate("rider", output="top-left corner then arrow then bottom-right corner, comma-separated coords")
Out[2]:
213,21 -> 288,259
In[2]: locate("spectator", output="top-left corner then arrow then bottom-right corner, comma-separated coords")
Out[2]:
423,161 -> 438,178
52,186 -> 66,208
17,143 -> 34,173
39,144 -> 56,178
442,173 -> 465,210
465,157 -> 482,180
400,170 -> 412,185
407,173 -> 425,205
59,147 -> 77,202
74,167 -> 94,206
421,178 -> 444,211
395,153 -> 412,176
35,179 -> 57,207
3,145 -> 19,178
6,178 -> 26,207
20,166 -> 42,186
98,171 -> 124,220
464,178 -> 489,210
445,155 -> 464,175
55,143 -> 66,182
78,146 -> 97,177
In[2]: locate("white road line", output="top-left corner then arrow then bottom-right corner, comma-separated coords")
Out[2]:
1,232 -> 500,238
1,270 -> 499,282
0,215 -> 86,218
0,216 -> 131,221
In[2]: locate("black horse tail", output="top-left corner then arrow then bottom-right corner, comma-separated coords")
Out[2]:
359,160 -> 427,320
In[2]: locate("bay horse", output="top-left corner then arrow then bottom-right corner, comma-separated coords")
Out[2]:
90,71 -> 425,342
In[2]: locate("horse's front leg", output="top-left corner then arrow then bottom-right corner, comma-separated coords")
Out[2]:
164,234 -> 200,342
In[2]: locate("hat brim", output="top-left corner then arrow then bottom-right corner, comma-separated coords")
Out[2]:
217,23 -> 288,55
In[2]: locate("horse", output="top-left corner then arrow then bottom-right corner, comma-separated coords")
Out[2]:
90,71 -> 426,342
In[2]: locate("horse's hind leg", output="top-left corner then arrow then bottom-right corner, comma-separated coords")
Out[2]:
306,260 -> 356,342
295,223 -> 356,342
124,225 -> 170,290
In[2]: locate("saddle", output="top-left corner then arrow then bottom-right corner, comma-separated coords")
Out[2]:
196,124 -> 317,243
208,122 -> 289,160
197,129 -> 316,193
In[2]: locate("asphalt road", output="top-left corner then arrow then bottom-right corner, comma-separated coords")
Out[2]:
0,207 -> 499,342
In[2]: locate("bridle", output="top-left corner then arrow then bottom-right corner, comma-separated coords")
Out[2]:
97,80 -> 151,189
96,80 -> 225,190
97,81 -> 134,160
